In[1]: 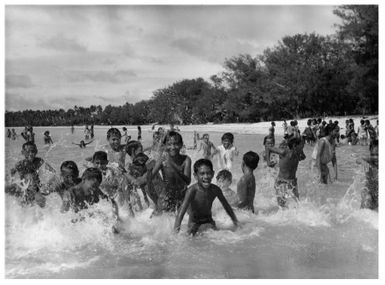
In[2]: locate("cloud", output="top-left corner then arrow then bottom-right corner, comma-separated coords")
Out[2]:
65,69 -> 137,83
40,34 -> 87,52
171,36 -> 257,63
6,74 -> 34,88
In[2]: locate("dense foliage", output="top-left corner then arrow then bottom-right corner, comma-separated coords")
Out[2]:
5,5 -> 378,127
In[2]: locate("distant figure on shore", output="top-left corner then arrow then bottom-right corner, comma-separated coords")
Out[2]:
43,131 -> 54,145
7,129 -> 11,139
11,129 -> 17,140
71,124 -> 74,134
72,140 -> 93,148
90,124 -> 95,139
137,126 -> 142,141
84,125 -> 91,140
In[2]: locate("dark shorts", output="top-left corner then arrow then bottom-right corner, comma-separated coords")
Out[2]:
157,186 -> 186,212
188,217 -> 217,235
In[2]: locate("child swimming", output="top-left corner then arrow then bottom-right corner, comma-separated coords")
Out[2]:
174,159 -> 238,236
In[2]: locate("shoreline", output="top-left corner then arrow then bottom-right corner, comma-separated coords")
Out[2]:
6,115 -> 378,136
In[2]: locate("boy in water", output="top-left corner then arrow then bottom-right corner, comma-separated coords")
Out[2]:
262,134 -> 275,165
266,137 -> 305,208
43,131 -> 54,145
198,133 -> 217,160
151,131 -> 191,213
216,169 -> 238,206
269,121 -> 276,145
7,142 -> 55,207
316,124 -> 339,184
237,151 -> 259,212
42,161 -> 82,205
61,167 -> 118,215
357,119 -> 368,146
356,139 -> 378,210
174,159 -> 238,235
86,128 -> 126,170
217,132 -> 239,171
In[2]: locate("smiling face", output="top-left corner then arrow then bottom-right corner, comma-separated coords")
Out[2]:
194,164 -> 214,189
93,158 -> 108,171
22,145 -> 37,161
166,136 -> 182,157
108,135 -> 121,151
222,138 -> 231,149
61,167 -> 77,186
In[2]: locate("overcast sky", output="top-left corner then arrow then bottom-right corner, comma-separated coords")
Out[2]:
5,5 -> 342,111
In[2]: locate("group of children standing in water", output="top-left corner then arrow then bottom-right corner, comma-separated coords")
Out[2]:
5,117 -> 378,235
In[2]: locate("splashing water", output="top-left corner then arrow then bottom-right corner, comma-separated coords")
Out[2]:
5,127 -> 378,278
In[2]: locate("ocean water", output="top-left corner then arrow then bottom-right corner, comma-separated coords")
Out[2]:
4,126 -> 378,278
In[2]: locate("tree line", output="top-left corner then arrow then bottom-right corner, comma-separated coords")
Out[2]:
5,5 -> 378,127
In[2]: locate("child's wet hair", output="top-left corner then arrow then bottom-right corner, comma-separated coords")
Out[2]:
92,151 -> 108,162
133,152 -> 149,166
221,132 -> 234,143
165,131 -> 183,145
216,169 -> 232,182
193,159 -> 214,173
287,137 -> 302,149
107,128 -> 122,139
126,140 -> 143,156
243,151 -> 259,170
60,161 -> 79,177
82,167 -> 103,184
22,141 -> 37,151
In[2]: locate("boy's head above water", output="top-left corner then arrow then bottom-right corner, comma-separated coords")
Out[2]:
216,169 -> 232,189
242,151 -> 259,170
165,131 -> 183,156
126,140 -> 143,157
107,128 -> 122,149
92,151 -> 108,170
82,167 -> 102,188
221,132 -> 234,149
22,142 -> 38,160
193,159 -> 214,189
60,161 -> 79,185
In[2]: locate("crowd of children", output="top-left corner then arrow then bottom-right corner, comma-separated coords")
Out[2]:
6,117 -> 378,235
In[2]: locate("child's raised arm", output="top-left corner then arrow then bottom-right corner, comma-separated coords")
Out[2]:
174,187 -> 194,233
266,146 -> 286,167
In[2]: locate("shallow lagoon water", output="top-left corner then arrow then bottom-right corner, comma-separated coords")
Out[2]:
5,126 -> 378,278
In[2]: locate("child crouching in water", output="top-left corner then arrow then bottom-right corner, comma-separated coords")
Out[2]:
216,169 -> 238,207
174,159 -> 238,236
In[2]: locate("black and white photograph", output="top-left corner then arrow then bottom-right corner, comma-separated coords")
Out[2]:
3,2 -> 379,279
